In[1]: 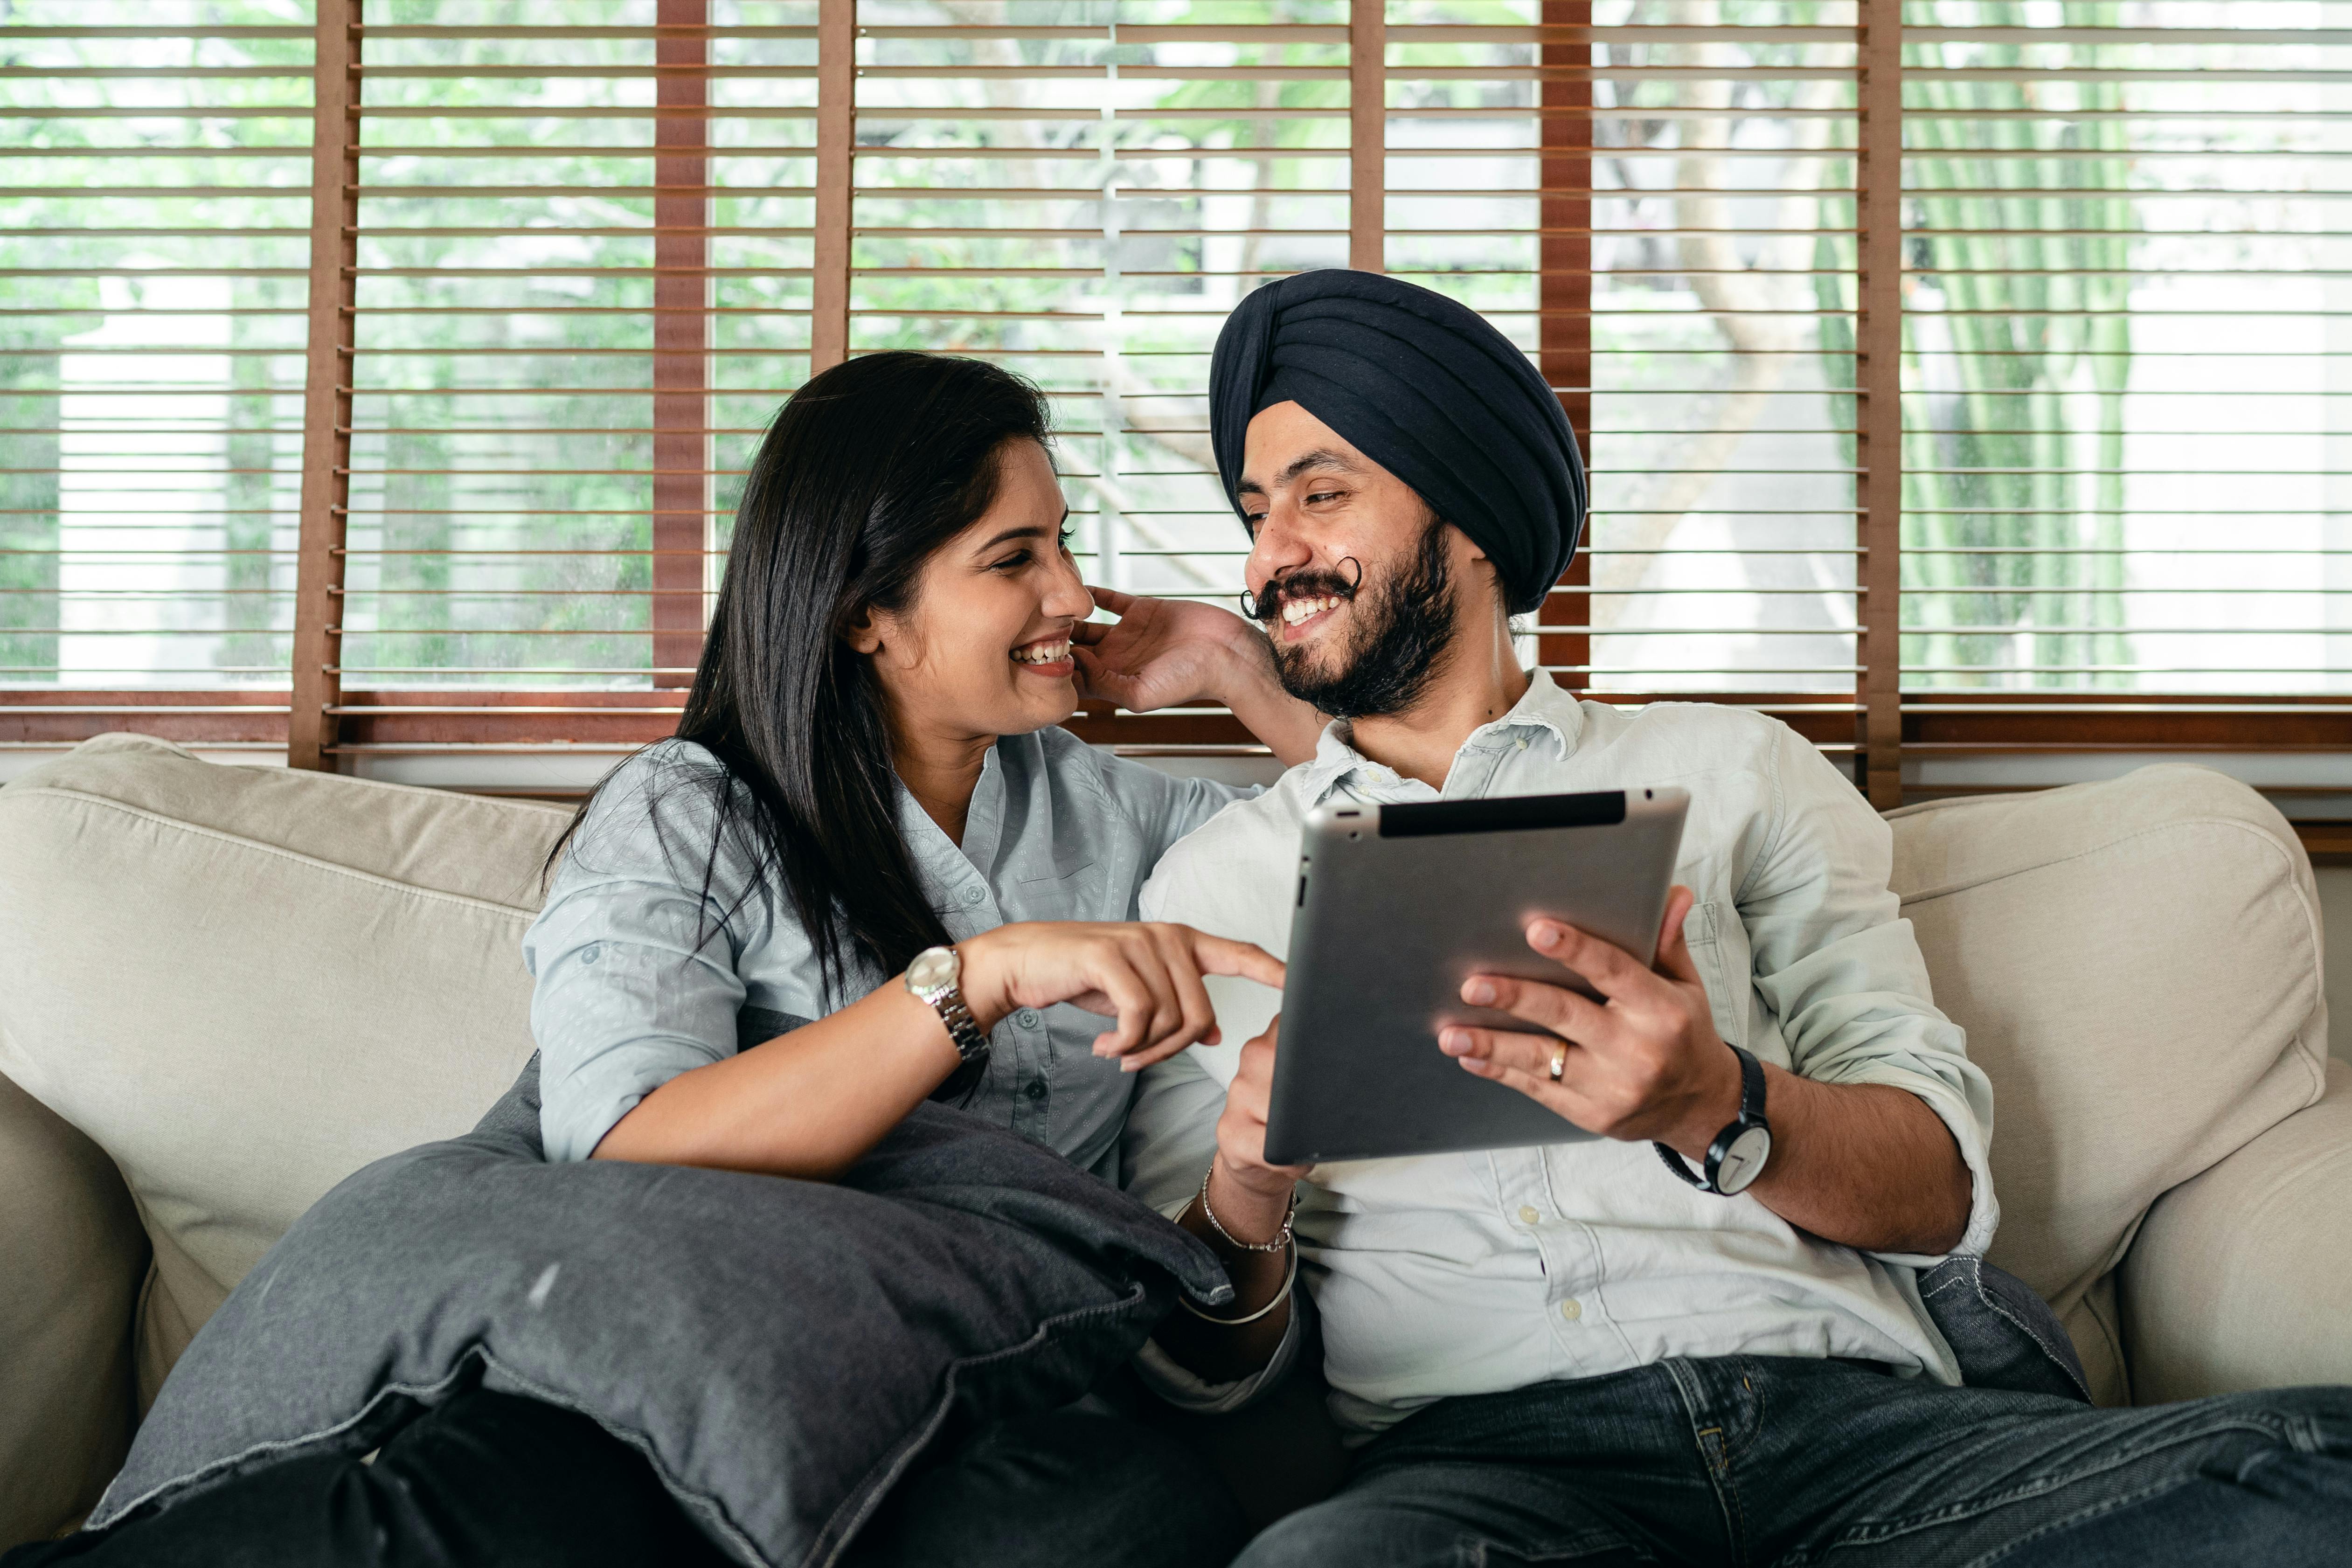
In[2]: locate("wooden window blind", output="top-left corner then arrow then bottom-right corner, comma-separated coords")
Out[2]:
1,6 -> 313,760
3,0 -> 2351,848
1895,4 -> 2352,827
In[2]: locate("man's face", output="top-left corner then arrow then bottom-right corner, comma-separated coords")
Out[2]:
1238,400 -> 1485,718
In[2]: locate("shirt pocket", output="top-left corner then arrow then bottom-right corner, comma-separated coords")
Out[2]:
1680,899 -> 1748,1054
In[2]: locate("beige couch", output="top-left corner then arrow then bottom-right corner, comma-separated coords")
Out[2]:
5,734 -> 2352,1549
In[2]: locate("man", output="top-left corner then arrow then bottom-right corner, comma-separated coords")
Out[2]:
1120,268 -> 2352,1565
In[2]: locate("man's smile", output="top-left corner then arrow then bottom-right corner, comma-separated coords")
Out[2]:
1278,594 -> 1346,641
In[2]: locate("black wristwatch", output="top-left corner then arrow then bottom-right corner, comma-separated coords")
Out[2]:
1654,1044 -> 1771,1196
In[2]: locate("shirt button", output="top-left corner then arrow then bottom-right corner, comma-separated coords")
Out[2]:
1515,738 -> 1528,752
1017,1009 -> 1041,1029
961,885 -> 985,905
1024,1080 -> 1048,1102
1560,1298 -> 1583,1323
1517,1205 -> 1541,1225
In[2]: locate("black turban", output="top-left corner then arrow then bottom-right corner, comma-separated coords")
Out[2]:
1208,269 -> 1587,616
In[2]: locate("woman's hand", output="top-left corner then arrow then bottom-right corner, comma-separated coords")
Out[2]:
1072,586 -> 1324,766
957,921 -> 1286,1072
1207,1015 -> 1312,1243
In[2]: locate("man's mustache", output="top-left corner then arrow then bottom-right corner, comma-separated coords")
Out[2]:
1242,558 -> 1365,624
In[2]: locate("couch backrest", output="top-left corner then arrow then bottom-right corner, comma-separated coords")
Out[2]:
0,735 -> 571,1406
0,739 -> 2330,1410
1888,764 -> 2330,1402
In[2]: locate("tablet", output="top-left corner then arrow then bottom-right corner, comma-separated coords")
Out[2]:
1263,786 -> 1690,1166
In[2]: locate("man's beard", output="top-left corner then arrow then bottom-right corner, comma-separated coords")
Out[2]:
1253,519 -> 1457,720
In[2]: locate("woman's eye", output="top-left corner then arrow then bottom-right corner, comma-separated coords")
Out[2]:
1057,527 -> 1077,552
992,551 -> 1032,572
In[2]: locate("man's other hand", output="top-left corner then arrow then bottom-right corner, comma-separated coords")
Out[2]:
1209,1015 -> 1312,1244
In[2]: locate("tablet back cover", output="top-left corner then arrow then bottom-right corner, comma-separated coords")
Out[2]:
1264,789 -> 1687,1165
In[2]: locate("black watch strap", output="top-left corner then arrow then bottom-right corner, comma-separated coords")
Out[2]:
1654,1045 -> 1769,1195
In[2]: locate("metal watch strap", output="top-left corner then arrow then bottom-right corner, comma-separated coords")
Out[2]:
1654,1044 -> 1766,1195
927,985 -> 989,1065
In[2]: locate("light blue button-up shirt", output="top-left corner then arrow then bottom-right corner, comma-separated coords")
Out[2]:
525,730 -> 1249,1175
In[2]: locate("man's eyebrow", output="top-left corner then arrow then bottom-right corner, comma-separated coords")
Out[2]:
1276,448 -> 1366,487
1236,448 -> 1364,497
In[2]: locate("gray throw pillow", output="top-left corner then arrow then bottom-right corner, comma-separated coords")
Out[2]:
90,1057 -> 1231,1568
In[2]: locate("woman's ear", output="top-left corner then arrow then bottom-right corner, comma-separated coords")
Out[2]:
842,605 -> 884,657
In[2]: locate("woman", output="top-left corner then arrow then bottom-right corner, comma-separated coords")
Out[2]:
7,352 -> 1319,1568
535,350 -> 1317,1189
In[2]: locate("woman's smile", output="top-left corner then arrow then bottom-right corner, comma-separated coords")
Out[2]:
1010,634 -> 1075,678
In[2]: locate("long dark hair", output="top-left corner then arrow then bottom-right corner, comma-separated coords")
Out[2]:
553,351 -> 1054,1004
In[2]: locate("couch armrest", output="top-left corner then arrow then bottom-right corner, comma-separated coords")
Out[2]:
0,1068 -> 147,1550
2121,1058 -> 2352,1405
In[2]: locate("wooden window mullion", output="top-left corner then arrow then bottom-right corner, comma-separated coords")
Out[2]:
1537,0 -> 1590,688
288,0 -> 361,772
1350,0 -> 1385,272
811,0 -> 855,374
653,0 -> 711,692
1856,0 -> 1904,807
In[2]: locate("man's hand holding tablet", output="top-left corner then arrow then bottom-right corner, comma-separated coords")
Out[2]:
1436,883 -> 1744,1158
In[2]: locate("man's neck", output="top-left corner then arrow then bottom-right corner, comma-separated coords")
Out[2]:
1343,617 -> 1531,791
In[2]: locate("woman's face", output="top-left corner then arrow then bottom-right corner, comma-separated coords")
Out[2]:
853,438 -> 1094,745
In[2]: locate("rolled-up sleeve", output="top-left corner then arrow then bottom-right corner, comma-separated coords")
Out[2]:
1741,724 -> 2000,1266
525,747 -> 766,1163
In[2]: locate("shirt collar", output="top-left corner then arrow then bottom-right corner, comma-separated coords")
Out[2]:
1294,667 -> 1585,807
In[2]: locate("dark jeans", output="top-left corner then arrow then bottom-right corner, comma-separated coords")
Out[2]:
5,1387 -> 1246,1568
1237,1357 -> 2352,1568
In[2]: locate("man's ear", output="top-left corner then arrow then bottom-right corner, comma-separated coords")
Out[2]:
1434,508 -> 1489,563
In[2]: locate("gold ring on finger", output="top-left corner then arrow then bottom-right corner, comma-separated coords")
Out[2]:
1548,1042 -> 1568,1082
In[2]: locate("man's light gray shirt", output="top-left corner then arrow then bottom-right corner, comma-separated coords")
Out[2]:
1124,670 -> 1999,1435
526,730 -> 1248,1179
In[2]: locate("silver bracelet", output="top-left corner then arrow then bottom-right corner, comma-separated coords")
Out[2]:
1195,1163 -> 1297,1253
1178,1242 -> 1297,1326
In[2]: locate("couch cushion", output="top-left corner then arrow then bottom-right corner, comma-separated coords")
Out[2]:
0,735 -> 571,1403
1888,764 -> 2329,1403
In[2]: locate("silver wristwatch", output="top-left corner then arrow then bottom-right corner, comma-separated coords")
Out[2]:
906,945 -> 990,1065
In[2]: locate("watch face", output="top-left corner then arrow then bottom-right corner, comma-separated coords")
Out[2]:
1715,1125 -> 1772,1196
906,945 -> 960,992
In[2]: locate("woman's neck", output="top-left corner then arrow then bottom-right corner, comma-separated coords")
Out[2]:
890,720 -> 995,846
